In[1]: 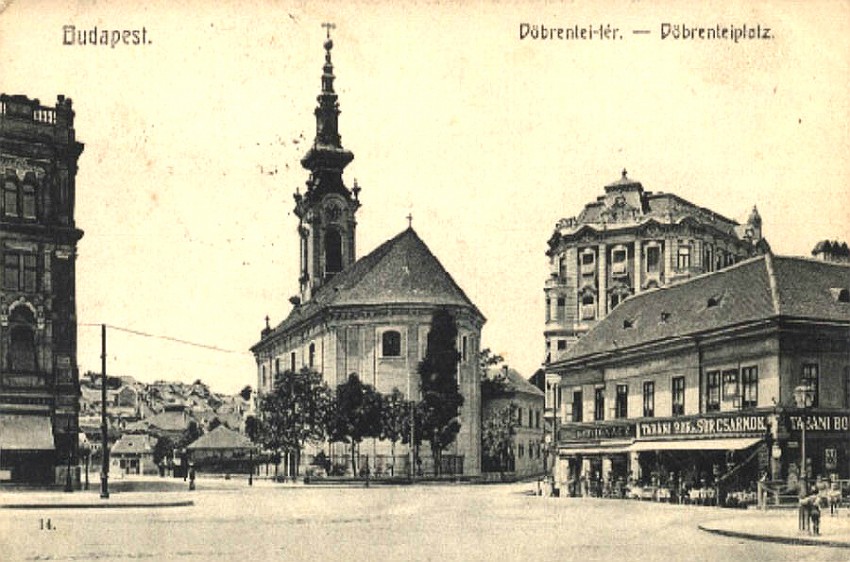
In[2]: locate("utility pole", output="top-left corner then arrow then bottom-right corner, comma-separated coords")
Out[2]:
100,324 -> 109,499
410,400 -> 416,483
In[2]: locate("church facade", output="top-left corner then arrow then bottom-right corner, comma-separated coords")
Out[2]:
250,36 -> 484,477
0,94 -> 84,483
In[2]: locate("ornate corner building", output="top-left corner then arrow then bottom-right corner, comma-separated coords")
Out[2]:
0,94 -> 84,483
543,171 -> 768,427
251,36 -> 484,477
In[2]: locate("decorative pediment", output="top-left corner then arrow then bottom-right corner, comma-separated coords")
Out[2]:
2,296 -> 45,330
602,195 -> 639,224
0,155 -> 47,181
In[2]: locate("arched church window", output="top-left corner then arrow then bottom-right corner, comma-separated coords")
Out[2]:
325,228 -> 343,275
381,330 -> 402,358
8,306 -> 37,373
308,343 -> 316,368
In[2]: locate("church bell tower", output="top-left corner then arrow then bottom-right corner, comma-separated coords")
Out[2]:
294,25 -> 360,303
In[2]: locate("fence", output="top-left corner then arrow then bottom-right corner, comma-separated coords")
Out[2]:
317,453 -> 465,478
757,478 -> 850,510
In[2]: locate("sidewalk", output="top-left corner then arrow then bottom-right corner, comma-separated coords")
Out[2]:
699,508 -> 850,548
0,475 -> 223,509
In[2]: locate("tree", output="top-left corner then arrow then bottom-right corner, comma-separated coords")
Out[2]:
244,415 -> 261,442
379,388 -> 410,476
239,385 -> 253,402
153,435 -> 175,466
417,308 -> 463,476
329,373 -> 382,476
481,403 -> 517,475
478,347 -> 504,377
176,419 -> 203,450
258,367 -> 332,477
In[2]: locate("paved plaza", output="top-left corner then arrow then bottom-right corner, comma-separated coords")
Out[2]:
1,479 -> 848,561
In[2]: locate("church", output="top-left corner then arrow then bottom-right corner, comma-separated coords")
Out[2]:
250,33 -> 484,477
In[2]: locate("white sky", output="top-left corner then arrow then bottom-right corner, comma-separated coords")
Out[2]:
1,1 -> 848,394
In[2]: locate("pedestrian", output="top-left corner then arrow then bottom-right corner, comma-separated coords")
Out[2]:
189,465 -> 196,491
810,498 -> 821,535
799,495 -> 811,532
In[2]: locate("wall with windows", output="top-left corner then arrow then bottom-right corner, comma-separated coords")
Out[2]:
1,93 -> 84,480
558,334 -> 785,425
483,389 -> 544,477
254,309 -> 483,473
702,335 -> 779,412
778,329 -> 850,409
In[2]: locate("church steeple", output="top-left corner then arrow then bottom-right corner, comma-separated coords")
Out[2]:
299,24 -> 354,196
294,25 -> 360,303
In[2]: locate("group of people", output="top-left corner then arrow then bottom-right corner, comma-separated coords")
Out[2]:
798,477 -> 845,536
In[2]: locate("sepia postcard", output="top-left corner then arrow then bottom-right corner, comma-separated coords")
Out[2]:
1,1 -> 849,560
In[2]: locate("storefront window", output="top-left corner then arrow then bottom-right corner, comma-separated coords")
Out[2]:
741,366 -> 758,409
802,363 -> 819,407
706,370 -> 720,412
642,381 -> 654,417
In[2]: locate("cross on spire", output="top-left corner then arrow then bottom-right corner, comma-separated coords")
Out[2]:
406,213 -> 413,229
322,22 -> 336,39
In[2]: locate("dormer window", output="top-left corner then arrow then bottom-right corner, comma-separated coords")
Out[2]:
623,319 -> 634,329
707,293 -> 724,308
660,311 -> 670,323
831,288 -> 850,303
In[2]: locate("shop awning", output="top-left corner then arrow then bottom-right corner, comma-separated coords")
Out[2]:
629,437 -> 762,452
559,442 -> 634,455
0,415 -> 55,451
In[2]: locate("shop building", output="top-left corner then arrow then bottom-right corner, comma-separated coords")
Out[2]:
548,253 -> 850,498
542,171 -> 768,447
1,94 -> 84,484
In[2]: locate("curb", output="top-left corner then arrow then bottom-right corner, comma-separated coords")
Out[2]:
698,524 -> 850,548
2,500 -> 194,510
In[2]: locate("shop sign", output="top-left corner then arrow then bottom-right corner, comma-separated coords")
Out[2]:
825,448 -> 838,471
638,414 -> 768,439
787,414 -> 850,433
560,423 -> 635,442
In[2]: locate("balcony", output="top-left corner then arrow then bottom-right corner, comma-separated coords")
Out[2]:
580,262 -> 596,277
1,371 -> 52,390
611,261 -> 628,277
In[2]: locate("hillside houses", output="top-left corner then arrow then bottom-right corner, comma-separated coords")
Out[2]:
77,374 -> 254,472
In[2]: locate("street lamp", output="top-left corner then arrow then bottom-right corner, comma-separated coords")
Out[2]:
793,384 -> 815,498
